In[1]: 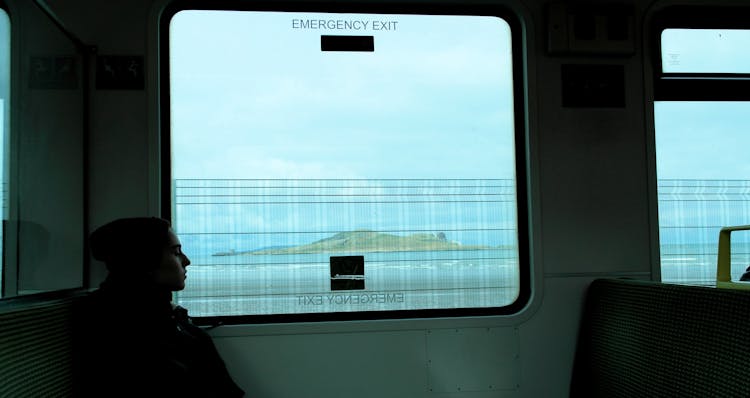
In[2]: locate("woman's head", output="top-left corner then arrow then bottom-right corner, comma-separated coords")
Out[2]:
90,217 -> 191,290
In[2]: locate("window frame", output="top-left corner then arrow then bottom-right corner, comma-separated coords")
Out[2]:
651,5 -> 750,286
0,0 -> 95,300
0,1 -> 8,298
159,1 -> 530,324
652,6 -> 750,101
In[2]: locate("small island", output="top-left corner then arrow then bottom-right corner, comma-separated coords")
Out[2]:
213,230 -> 491,256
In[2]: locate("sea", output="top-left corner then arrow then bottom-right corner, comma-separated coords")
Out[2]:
170,178 -> 750,317
172,240 -> 750,317
174,247 -> 520,317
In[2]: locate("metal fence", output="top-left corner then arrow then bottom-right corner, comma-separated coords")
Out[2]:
658,179 -> 750,285
173,178 -> 750,286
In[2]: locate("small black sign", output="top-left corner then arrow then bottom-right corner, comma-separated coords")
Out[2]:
96,55 -> 144,90
330,255 -> 365,290
29,56 -> 78,89
321,35 -> 374,52
561,64 -> 625,108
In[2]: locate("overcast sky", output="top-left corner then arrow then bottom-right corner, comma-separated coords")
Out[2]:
657,29 -> 750,179
170,13 -> 750,182
169,10 -> 516,180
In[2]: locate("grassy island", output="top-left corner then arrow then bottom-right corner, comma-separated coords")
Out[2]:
213,230 -> 491,256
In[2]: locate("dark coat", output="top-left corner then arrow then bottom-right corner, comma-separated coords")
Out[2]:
74,281 -> 245,398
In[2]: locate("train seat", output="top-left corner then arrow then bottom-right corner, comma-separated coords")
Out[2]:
0,290 -> 86,398
570,278 -> 750,397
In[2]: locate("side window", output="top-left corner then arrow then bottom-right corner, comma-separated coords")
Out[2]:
1,1 -> 86,298
654,8 -> 750,286
164,6 -> 528,321
0,7 -> 8,297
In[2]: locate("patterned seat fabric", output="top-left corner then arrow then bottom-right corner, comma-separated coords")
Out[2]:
571,278 -> 750,397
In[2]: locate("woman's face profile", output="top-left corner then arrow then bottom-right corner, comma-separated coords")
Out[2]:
150,229 -> 191,291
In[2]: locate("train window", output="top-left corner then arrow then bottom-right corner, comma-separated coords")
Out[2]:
655,102 -> 750,285
654,9 -> 750,286
0,8 -> 7,297
661,29 -> 750,73
162,5 -> 528,321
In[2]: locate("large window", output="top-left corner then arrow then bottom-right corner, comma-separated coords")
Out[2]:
654,8 -> 750,286
163,5 -> 527,321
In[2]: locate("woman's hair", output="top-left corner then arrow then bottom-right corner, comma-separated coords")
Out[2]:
90,217 -> 172,274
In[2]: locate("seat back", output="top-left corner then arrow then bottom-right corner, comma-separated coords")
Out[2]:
0,290 -> 87,398
571,278 -> 750,397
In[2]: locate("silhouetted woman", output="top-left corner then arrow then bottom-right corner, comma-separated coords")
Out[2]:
76,217 -> 244,397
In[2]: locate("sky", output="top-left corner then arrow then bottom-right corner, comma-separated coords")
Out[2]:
170,16 -> 750,182
655,101 -> 750,179
661,29 -> 750,74
0,9 -> 8,184
657,29 -> 750,180
169,10 -> 516,180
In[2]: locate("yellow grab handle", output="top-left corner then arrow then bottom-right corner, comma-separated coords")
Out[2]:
716,225 -> 750,290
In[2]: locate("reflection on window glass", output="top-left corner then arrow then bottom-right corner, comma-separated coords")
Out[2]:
0,9 -> 8,297
655,102 -> 750,285
661,29 -> 750,73
169,10 -> 520,317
